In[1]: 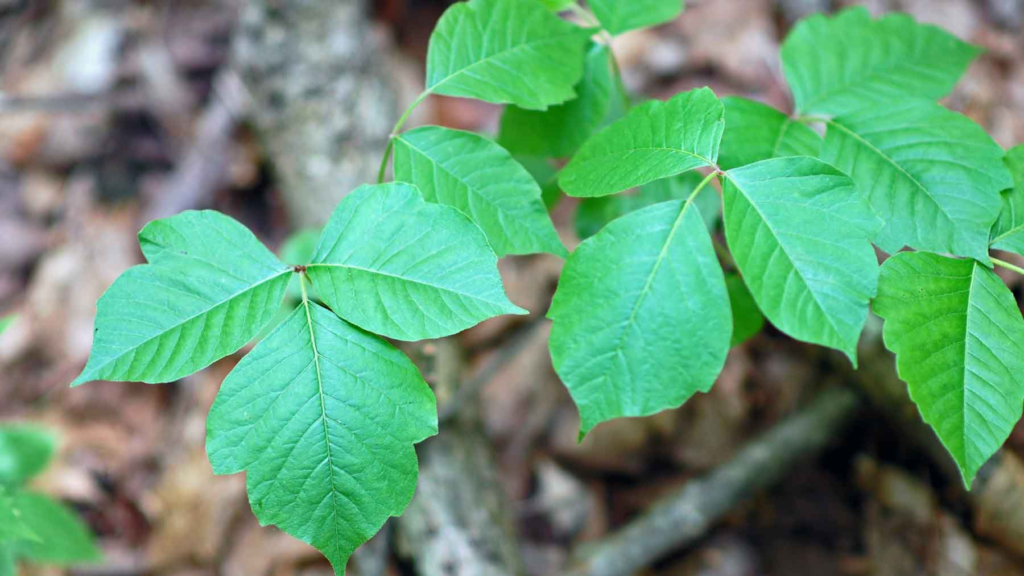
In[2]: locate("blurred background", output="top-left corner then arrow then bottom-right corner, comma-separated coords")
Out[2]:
1,0 -> 1023,574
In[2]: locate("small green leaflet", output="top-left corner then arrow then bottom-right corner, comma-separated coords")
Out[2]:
393,126 -> 566,257
722,157 -> 881,363
207,300 -> 437,575
0,486 -> 37,544
425,0 -> 591,110
873,252 -> 1024,488
820,101 -> 1011,263
781,7 -> 980,116
588,0 -> 683,35
991,145 -> 1024,256
726,274 -> 764,347
574,172 -> 718,240
549,198 -> 732,436
718,97 -> 821,171
5,492 -> 102,565
0,426 -> 55,485
307,183 -> 525,341
498,43 -> 617,159
72,211 -> 291,386
559,88 -> 724,197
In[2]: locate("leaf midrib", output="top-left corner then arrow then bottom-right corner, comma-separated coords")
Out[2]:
959,262 -> 978,469
306,263 -> 509,307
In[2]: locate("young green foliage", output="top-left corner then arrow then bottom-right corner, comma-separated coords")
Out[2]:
874,252 -> 1024,487
991,146 -> 1024,256
0,315 -> 12,336
559,88 -> 724,197
781,6 -> 980,116
718,96 -> 821,171
587,0 -> 683,35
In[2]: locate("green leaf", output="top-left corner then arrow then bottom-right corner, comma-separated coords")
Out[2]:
498,43 -> 617,158
206,300 -> 437,575
559,88 -> 724,198
548,198 -> 732,436
0,545 -> 13,576
0,425 -> 56,485
72,211 -> 292,386
873,251 -> 1024,488
726,274 -> 764,347
514,155 -> 562,209
307,183 -> 526,341
542,0 -> 576,10
9,491 -> 101,565
991,145 -> 1024,256
588,0 -> 683,35
0,315 -> 12,336
425,0 -> 591,110
0,486 -> 38,544
281,228 -> 322,266
820,102 -> 1012,263
718,97 -> 821,171
782,6 -> 980,116
574,171 -> 717,240
722,157 -> 881,363
393,126 -> 566,257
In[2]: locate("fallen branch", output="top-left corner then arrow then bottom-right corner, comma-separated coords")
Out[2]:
565,386 -> 862,576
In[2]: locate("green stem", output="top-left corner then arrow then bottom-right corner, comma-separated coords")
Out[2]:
378,90 -> 430,184
794,115 -> 831,126
685,171 -> 719,207
299,270 -> 311,303
992,257 -> 1024,277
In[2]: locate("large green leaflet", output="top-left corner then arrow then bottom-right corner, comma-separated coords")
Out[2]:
7,492 -> 102,565
782,7 -> 980,116
0,426 -> 55,485
574,171 -> 718,240
991,145 -> 1024,256
874,252 -> 1024,487
723,157 -> 881,363
393,126 -> 566,257
307,183 -> 526,341
71,211 -> 291,386
821,101 -> 1012,263
498,43 -> 617,159
207,301 -> 437,574
425,0 -> 590,110
559,88 -> 724,197
588,0 -> 683,35
549,198 -> 732,436
718,97 -> 821,171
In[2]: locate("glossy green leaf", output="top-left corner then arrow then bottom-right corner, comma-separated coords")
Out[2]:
574,172 -> 718,240
393,126 -> 566,257
548,197 -> 732,436
991,145 -> 1024,256
726,274 -> 764,347
820,102 -> 1011,263
207,300 -> 436,575
588,0 -> 683,35
718,97 -> 821,171
723,157 -> 881,363
9,491 -> 101,565
782,7 -> 980,116
498,43 -> 617,158
425,0 -> 590,110
0,487 -> 37,544
873,252 -> 1024,488
559,88 -> 724,197
307,183 -> 525,341
0,426 -> 56,485
72,211 -> 291,386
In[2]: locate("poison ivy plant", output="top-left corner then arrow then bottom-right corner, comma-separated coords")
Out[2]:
0,425 -> 102,575
71,0 -> 1024,571
0,315 -> 12,336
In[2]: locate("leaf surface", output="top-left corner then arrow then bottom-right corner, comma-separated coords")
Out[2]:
72,211 -> 291,386
718,97 -> 821,171
559,88 -> 724,197
207,301 -> 436,575
0,426 -> 55,485
588,0 -> 683,35
9,492 -> 101,564
0,316 -> 12,336
548,198 -> 731,435
723,157 -> 880,362
425,0 -> 590,110
726,274 -> 764,347
820,102 -> 1011,263
394,126 -> 566,257
498,43 -> 617,158
782,6 -> 979,115
0,487 -> 37,544
991,145 -> 1024,256
574,172 -> 718,240
307,183 -> 525,341
873,252 -> 1024,487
